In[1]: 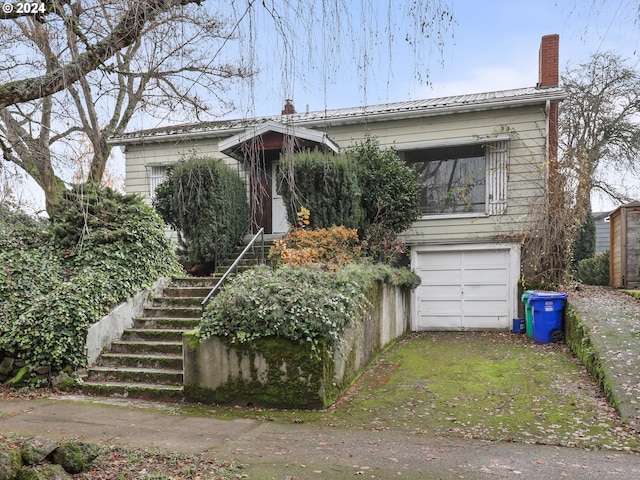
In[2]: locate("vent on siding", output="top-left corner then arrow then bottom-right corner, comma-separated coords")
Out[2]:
486,140 -> 509,215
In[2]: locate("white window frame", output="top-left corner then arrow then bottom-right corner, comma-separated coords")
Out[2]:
146,164 -> 170,200
396,135 -> 510,219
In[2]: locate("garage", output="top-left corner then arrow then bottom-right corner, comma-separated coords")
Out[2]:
412,244 -> 520,331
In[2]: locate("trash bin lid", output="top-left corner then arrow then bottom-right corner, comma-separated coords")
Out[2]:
527,291 -> 568,302
521,290 -> 535,301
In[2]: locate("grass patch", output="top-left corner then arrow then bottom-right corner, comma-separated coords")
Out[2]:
622,290 -> 640,300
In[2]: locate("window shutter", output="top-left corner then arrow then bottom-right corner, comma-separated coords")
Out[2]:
149,166 -> 168,199
486,140 -> 509,215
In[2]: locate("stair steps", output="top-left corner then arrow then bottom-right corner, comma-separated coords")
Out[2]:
80,237 -> 274,401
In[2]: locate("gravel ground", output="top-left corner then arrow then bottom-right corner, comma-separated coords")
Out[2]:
568,285 -> 640,430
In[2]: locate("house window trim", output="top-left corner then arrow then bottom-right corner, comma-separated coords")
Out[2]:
145,162 -> 173,200
393,134 -> 510,153
396,135 -> 510,220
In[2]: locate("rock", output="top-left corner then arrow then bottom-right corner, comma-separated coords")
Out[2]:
0,449 -> 23,480
34,366 -> 50,376
52,442 -> 102,474
0,357 -> 14,376
21,438 -> 58,465
17,463 -> 72,480
51,374 -> 75,390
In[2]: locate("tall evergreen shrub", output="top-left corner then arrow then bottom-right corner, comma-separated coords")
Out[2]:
347,137 -> 421,238
279,150 -> 362,230
154,157 -> 250,268
573,210 -> 596,264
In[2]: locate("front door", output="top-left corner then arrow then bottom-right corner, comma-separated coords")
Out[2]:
272,160 -> 289,233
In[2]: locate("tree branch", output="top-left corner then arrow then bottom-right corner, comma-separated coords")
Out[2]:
0,0 -> 202,108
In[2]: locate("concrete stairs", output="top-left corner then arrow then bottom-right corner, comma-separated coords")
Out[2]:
80,237 -> 274,401
80,277 -> 213,401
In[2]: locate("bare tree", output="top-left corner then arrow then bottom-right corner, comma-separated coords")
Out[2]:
0,0 -> 250,215
0,0 -> 455,216
559,51 -> 640,221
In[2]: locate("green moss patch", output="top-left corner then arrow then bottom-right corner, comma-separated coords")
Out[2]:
314,332 -> 640,450
185,337 -> 329,409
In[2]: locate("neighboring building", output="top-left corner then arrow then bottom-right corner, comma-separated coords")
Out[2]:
110,35 -> 564,332
609,201 -> 640,289
593,211 -> 611,254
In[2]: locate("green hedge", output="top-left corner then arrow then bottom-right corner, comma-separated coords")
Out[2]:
154,157 -> 250,269
279,150 -> 362,230
575,250 -> 609,286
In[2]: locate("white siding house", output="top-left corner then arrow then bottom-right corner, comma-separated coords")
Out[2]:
110,35 -> 564,332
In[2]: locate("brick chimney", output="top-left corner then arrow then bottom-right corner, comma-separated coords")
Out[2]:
538,34 -> 559,88
282,99 -> 296,115
540,34 -> 561,185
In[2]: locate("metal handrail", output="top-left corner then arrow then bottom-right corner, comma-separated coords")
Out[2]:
201,227 -> 265,311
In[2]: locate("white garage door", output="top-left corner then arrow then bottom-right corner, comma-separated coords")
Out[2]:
412,245 -> 519,331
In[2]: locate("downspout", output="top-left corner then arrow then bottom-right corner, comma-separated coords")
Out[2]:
544,99 -> 551,211
544,99 -> 551,163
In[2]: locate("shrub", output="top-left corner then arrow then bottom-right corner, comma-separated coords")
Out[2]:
278,150 -> 362,230
154,157 -> 250,270
268,225 -> 361,270
277,138 -> 421,263
199,263 -> 420,350
199,265 -> 364,350
0,185 -> 181,379
346,137 -> 421,262
575,250 -> 610,286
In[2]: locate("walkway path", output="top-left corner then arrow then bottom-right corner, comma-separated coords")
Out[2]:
1,395 -> 640,479
570,286 -> 640,430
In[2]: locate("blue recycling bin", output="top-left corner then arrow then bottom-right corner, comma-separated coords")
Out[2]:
527,292 -> 568,343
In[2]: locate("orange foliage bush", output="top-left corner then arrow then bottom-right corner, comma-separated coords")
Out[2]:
269,226 -> 361,270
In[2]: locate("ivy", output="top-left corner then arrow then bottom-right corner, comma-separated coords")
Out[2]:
0,185 -> 181,381
199,263 -> 419,351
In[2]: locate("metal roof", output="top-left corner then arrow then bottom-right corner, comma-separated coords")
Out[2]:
110,86 -> 565,146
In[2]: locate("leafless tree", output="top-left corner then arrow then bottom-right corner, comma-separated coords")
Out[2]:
0,0 -> 251,215
0,0 -> 454,217
559,51 -> 640,221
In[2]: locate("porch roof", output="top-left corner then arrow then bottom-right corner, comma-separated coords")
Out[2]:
218,121 -> 340,160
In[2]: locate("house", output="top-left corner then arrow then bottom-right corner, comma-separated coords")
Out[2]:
593,211 -> 611,254
110,35 -> 564,332
609,201 -> 640,288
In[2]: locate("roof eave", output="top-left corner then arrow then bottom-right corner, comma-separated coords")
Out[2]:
294,90 -> 567,128
108,88 -> 566,146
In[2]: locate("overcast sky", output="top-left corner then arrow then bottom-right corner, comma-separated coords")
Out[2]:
218,0 -> 640,119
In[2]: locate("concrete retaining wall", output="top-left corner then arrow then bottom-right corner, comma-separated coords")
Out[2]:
183,282 -> 411,408
85,278 -> 170,365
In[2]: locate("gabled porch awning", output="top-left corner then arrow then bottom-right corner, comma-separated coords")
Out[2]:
219,120 -> 340,160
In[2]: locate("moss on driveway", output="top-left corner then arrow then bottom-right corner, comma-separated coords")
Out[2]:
202,332 -> 640,452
